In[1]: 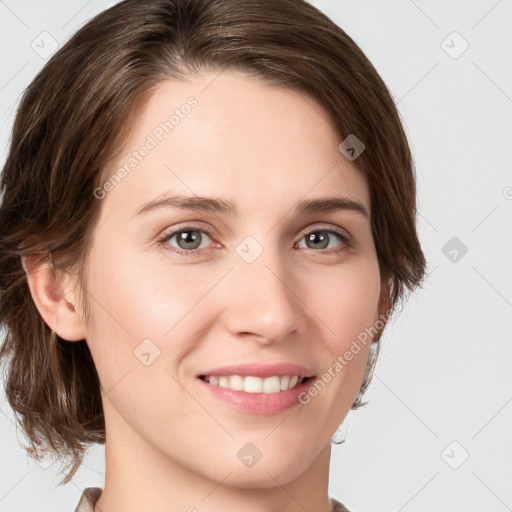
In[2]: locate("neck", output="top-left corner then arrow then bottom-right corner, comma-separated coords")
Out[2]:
95,404 -> 333,512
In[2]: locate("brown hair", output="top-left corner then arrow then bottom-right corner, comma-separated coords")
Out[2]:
0,0 -> 426,485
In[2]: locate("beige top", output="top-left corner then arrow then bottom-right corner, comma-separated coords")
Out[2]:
74,487 -> 351,511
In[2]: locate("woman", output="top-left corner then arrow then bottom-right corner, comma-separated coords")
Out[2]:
0,1 -> 426,511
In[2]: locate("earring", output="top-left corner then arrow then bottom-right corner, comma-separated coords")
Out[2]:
332,422 -> 347,444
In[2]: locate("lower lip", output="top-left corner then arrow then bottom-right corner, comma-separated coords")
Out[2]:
197,377 -> 314,415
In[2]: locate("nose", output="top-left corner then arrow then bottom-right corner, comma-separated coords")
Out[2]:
220,245 -> 307,345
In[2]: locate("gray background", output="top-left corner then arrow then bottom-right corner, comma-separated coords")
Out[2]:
1,1 -> 511,511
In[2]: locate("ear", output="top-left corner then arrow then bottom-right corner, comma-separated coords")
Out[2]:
21,253 -> 87,342
373,278 -> 392,343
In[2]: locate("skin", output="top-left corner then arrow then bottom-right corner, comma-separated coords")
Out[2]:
24,69 -> 389,512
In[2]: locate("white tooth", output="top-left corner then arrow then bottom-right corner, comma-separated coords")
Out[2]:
263,376 -> 281,393
218,376 -> 230,388
230,375 -> 244,391
244,376 -> 263,393
207,374 -> 304,392
288,375 -> 299,390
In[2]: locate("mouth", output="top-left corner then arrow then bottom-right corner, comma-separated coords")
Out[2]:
198,374 -> 315,393
195,363 -> 317,415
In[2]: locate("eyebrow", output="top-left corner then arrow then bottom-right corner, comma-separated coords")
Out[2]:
133,193 -> 369,219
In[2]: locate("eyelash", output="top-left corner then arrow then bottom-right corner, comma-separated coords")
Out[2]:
157,225 -> 352,257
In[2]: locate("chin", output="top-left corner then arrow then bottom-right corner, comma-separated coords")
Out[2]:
210,459 -> 313,489
194,439 -> 320,489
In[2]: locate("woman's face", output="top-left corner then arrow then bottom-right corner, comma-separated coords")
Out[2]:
82,69 -> 384,487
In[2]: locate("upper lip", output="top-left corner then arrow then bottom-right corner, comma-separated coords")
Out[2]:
197,363 -> 315,379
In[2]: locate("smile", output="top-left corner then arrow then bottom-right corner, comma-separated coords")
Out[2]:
199,375 -> 310,393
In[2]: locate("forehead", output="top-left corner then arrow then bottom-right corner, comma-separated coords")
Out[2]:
100,69 -> 370,220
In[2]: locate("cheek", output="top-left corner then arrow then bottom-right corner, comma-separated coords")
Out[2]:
303,260 -> 381,403
82,248 -> 205,436
86,242 -> 205,336
82,243 -> 220,388
310,259 -> 382,344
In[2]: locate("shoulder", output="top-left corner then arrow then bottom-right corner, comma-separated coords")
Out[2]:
330,496 -> 352,512
73,487 -> 103,512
